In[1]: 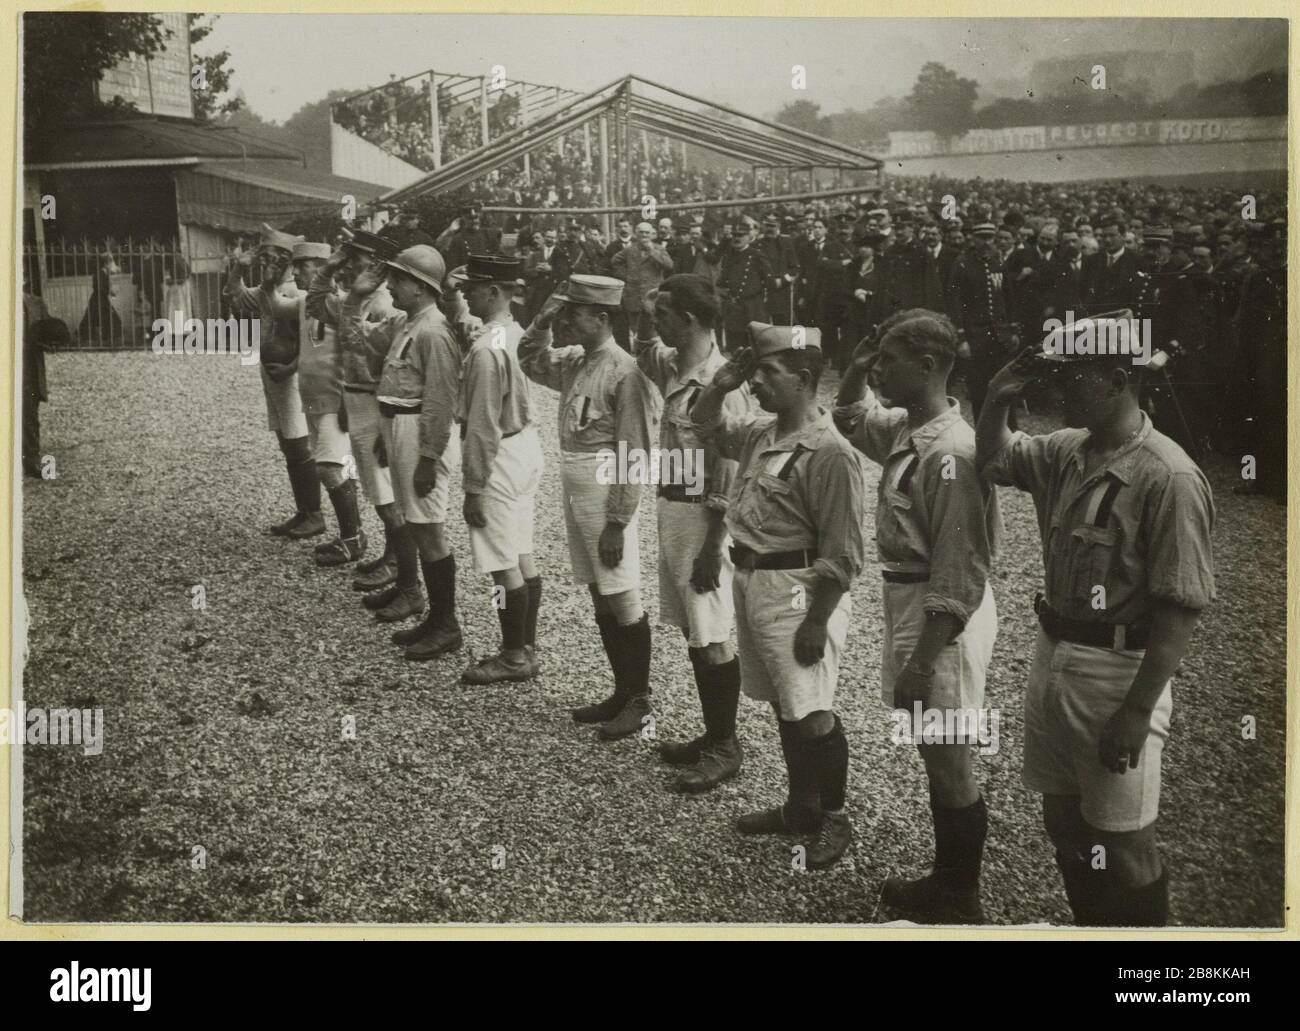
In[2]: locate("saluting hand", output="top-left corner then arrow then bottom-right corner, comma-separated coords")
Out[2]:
350,262 -> 384,298
988,343 -> 1042,404
793,616 -> 828,667
535,291 -> 567,330
711,346 -> 756,393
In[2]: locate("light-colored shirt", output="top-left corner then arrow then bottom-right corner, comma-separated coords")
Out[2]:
457,316 -> 532,494
519,324 -> 661,524
310,274 -> 400,391
297,292 -> 345,415
695,406 -> 866,590
981,411 -> 1215,623
633,332 -> 749,512
374,302 -> 463,461
225,278 -> 300,366
834,391 -> 1001,625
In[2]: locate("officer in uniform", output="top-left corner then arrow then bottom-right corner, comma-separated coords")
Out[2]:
634,275 -> 751,793
691,323 -> 866,869
292,241 -> 365,567
435,203 -> 501,270
758,213 -> 800,326
975,318 -> 1216,926
718,216 -> 773,352
835,309 -> 1001,923
224,224 -> 324,540
310,230 -> 406,593
946,222 -> 1017,421
450,254 -> 545,684
348,245 -> 466,660
519,275 -> 662,740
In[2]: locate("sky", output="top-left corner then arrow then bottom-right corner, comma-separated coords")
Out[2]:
203,16 -> 1287,125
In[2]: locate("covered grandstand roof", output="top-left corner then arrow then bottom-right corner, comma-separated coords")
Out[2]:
379,75 -> 882,205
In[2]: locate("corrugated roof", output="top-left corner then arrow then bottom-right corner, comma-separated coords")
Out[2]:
192,160 -> 388,203
26,118 -> 303,167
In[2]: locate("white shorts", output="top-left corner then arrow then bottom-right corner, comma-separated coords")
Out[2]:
261,366 -> 308,439
560,451 -> 642,596
469,426 -> 543,573
881,579 -> 998,741
380,410 -> 460,525
307,411 -> 352,468
733,566 -> 850,722
343,391 -> 394,507
1022,628 -> 1172,833
656,497 -> 734,647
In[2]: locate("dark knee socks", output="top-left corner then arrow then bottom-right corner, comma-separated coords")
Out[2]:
392,525 -> 420,591
524,575 -> 542,647
280,436 -> 320,514
688,648 -> 740,741
421,554 -> 457,625
498,584 -> 529,652
326,478 -> 362,539
932,795 -> 988,893
801,715 -> 849,813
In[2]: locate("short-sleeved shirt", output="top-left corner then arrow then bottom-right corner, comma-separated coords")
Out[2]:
518,324 -> 661,524
696,406 -> 866,591
982,411 -> 1215,623
633,332 -> 749,512
312,274 -> 400,390
457,316 -> 532,493
375,302 -> 463,461
834,391 -> 1001,625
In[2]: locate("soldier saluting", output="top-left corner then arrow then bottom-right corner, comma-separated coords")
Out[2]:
691,323 -> 866,870
519,275 -> 662,740
975,316 -> 1215,926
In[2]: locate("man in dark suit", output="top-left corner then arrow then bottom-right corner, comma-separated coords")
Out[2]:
1082,216 -> 1141,315
887,214 -> 926,314
605,217 -> 634,269
795,216 -> 826,325
1005,224 -> 1071,334
811,215 -> 856,371
917,222 -> 956,314
757,213 -> 800,325
1055,228 -> 1087,319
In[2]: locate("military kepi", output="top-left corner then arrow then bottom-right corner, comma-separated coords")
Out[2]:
259,222 -> 305,254
449,253 -> 525,285
554,274 -> 624,306
747,321 -> 822,355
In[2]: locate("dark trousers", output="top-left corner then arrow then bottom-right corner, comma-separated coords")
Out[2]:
23,392 -> 41,475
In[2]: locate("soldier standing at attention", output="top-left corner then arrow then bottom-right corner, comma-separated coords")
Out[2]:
976,320 -> 1215,926
692,323 -> 866,869
519,275 -> 663,740
634,275 -> 751,793
451,254 -> 546,684
835,310 -> 1001,922
224,224 -> 324,540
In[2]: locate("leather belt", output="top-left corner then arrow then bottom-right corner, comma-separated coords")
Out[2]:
460,423 -> 522,440
658,484 -> 704,504
883,570 -> 929,584
730,544 -> 817,571
344,385 -> 376,394
1035,592 -> 1150,651
379,402 -> 421,417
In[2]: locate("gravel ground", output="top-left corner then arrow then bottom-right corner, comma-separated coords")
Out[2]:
18,350 -> 1286,926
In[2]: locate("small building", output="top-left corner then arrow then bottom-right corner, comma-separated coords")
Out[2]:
24,118 -> 387,345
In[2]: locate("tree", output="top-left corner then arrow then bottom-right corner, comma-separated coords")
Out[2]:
774,100 -> 831,137
23,12 -> 169,156
906,62 -> 979,140
189,14 -> 243,123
